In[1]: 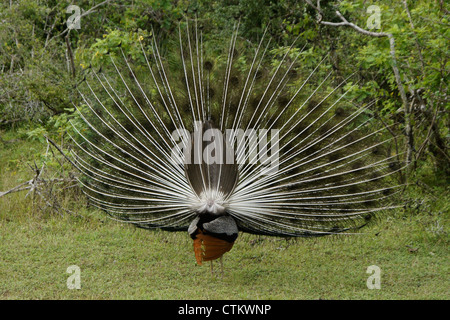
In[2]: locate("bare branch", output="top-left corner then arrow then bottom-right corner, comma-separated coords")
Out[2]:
1,137 -> 79,217
65,30 -> 76,78
303,1 -> 414,168
45,135 -> 79,170
333,11 -> 389,37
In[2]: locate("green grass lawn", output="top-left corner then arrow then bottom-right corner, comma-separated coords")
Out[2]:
0,135 -> 448,299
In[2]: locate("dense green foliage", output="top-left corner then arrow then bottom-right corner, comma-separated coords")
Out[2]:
1,0 -> 448,179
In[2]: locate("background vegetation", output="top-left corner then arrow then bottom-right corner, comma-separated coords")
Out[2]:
0,0 -> 448,299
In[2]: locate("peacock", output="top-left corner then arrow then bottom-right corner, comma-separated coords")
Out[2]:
70,16 -> 405,269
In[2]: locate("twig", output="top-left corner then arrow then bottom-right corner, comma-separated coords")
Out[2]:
1,137 -> 79,217
415,104 -> 438,162
402,0 -> 425,75
65,30 -> 76,78
45,135 -> 79,170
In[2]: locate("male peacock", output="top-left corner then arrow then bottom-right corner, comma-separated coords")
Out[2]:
70,16 -> 404,269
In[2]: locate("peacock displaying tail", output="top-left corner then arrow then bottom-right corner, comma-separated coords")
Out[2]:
70,17 -> 405,267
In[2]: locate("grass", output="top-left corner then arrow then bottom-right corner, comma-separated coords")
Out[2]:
0,132 -> 448,299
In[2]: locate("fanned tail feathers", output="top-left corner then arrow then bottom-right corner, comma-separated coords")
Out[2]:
71,16 -> 405,239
